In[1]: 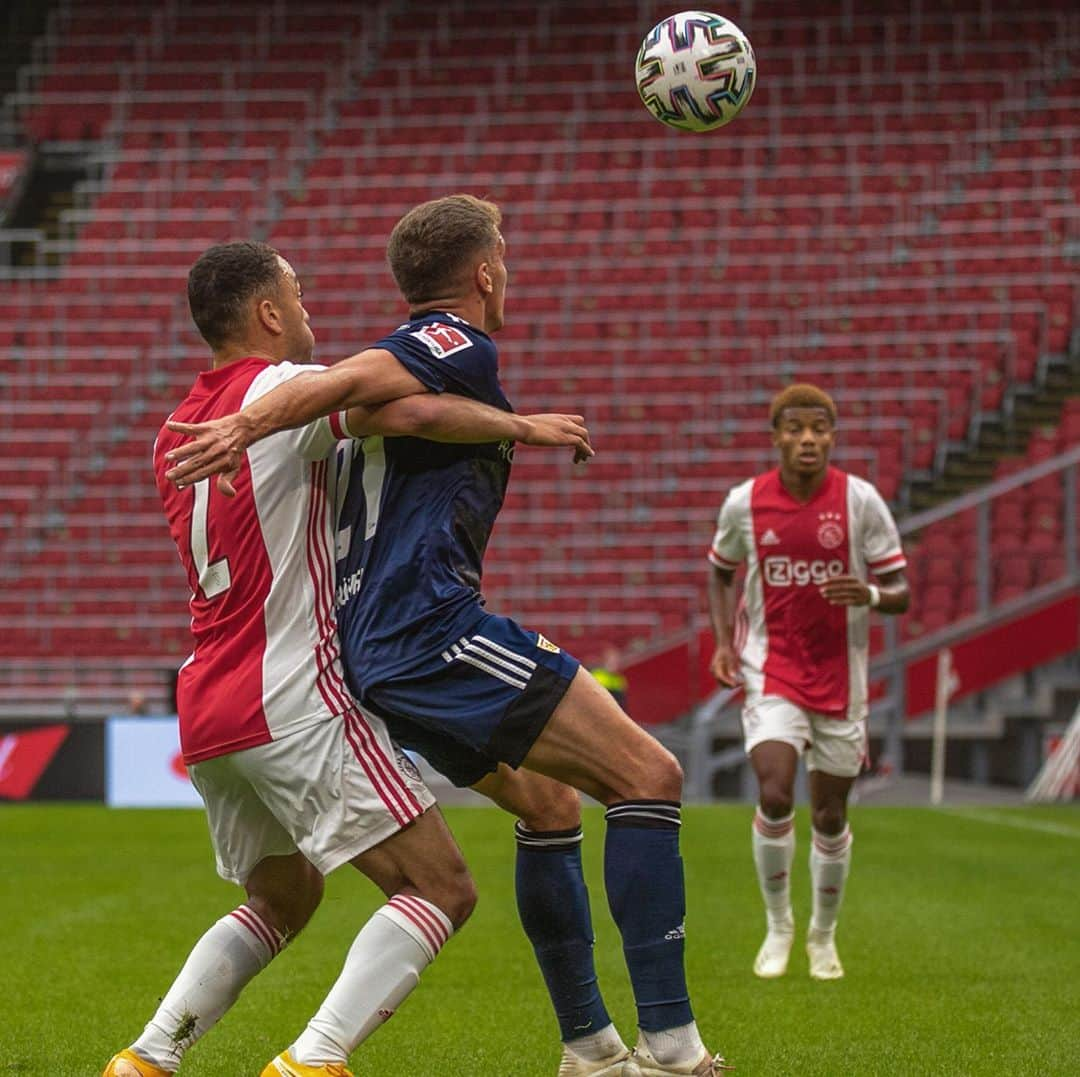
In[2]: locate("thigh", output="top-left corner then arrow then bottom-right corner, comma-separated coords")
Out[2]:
519,665 -> 680,803
234,711 -> 435,878
748,739 -> 800,794
367,613 -> 580,772
188,754 -> 297,887
807,715 -> 866,779
350,803 -> 474,927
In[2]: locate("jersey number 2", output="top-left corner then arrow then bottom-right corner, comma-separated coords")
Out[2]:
190,479 -> 231,599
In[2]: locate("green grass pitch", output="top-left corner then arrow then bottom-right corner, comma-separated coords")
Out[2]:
3,802 -> 1078,1075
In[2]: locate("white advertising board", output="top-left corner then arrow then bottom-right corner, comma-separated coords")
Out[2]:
106,717 -> 203,808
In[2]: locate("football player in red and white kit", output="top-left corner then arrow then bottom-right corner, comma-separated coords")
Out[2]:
707,384 -> 909,982
105,241 -> 592,1077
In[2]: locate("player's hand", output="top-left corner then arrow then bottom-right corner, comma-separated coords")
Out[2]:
710,644 -> 741,687
164,414 -> 255,491
819,574 -> 872,606
519,413 -> 594,463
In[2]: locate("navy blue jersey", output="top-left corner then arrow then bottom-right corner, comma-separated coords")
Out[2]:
334,312 -> 514,693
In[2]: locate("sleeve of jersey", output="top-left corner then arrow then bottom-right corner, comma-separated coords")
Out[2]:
707,493 -> 746,570
862,486 -> 907,576
375,325 -> 499,404
246,362 -> 353,461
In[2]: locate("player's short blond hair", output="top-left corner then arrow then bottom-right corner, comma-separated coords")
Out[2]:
387,194 -> 502,307
769,383 -> 837,427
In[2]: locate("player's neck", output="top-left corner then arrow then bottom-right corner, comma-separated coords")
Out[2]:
210,343 -> 280,369
410,297 -> 487,332
779,465 -> 828,502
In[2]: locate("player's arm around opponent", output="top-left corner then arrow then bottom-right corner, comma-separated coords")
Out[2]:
163,346 -> 593,490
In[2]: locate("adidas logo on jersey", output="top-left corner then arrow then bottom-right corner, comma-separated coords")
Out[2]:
761,529 -> 781,546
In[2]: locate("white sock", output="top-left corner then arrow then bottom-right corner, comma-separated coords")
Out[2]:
752,808 -> 795,931
131,905 -> 282,1070
290,893 -> 454,1065
641,1020 -> 706,1067
809,825 -> 852,936
566,1022 -> 626,1061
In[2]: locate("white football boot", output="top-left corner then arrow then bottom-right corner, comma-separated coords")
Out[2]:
557,1041 -> 630,1075
806,927 -> 845,980
622,1041 -> 732,1075
753,916 -> 795,978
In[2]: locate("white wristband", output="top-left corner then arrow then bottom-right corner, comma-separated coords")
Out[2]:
867,584 -> 881,608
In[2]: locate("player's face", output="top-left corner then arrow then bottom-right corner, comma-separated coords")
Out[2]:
276,257 -> 315,363
484,233 -> 508,333
772,406 -> 835,477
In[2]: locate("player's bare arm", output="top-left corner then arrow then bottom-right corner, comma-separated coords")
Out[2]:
164,348 -> 428,484
170,394 -> 593,495
819,568 -> 910,614
350,396 -> 593,462
707,563 -> 741,686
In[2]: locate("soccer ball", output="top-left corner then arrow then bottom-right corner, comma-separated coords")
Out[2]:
635,11 -> 756,132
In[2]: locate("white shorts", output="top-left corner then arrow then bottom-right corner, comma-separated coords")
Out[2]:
742,694 -> 867,778
188,708 -> 436,885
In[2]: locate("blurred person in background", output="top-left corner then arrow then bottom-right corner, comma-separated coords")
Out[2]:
589,644 -> 629,712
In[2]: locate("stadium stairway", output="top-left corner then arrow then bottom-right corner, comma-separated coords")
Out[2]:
0,0 -> 1076,715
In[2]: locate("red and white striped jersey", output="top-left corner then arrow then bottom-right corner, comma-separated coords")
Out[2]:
708,466 -> 906,720
153,357 -> 355,764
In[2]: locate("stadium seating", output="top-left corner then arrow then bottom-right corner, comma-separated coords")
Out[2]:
0,0 -> 1076,713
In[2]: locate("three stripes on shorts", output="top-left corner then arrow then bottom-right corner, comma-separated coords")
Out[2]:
442,633 -> 536,689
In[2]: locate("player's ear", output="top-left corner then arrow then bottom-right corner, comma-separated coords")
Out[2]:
256,296 -> 284,336
476,259 -> 494,296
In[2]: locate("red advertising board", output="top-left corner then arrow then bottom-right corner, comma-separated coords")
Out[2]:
0,724 -> 70,800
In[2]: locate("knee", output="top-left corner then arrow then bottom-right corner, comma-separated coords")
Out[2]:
249,861 -> 324,940
759,781 -> 795,820
635,743 -> 684,802
518,780 -> 582,832
811,802 -> 847,835
438,863 -> 478,931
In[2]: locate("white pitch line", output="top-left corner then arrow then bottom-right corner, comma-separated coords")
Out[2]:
940,808 -> 1080,839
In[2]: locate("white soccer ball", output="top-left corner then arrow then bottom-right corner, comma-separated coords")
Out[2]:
635,11 -> 756,132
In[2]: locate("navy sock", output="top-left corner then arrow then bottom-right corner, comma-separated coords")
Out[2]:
515,822 -> 613,1042
604,800 -> 693,1032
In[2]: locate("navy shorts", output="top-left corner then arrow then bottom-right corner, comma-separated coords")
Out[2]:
363,613 -> 581,787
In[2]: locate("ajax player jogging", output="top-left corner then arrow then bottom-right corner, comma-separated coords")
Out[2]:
708,383 -> 909,983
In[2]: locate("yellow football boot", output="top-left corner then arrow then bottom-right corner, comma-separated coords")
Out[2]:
260,1051 -> 354,1077
101,1049 -> 171,1077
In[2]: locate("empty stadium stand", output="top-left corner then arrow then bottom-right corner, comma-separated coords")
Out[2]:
0,0 -> 1076,716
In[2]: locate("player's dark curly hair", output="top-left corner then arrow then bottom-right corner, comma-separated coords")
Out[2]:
188,241 -> 284,350
387,194 -> 502,308
770,383 -> 837,427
